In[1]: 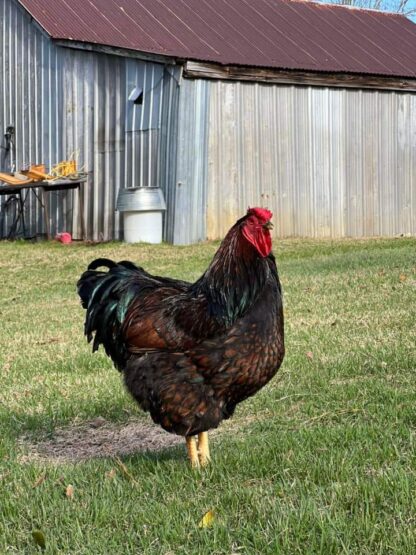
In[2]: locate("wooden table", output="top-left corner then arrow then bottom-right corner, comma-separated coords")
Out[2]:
0,178 -> 86,239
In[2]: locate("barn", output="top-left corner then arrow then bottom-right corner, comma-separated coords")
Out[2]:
1,0 -> 416,243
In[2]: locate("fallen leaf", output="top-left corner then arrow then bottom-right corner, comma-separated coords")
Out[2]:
306,351 -> 314,360
66,484 -> 74,499
198,509 -> 215,528
399,274 -> 407,282
32,530 -> 46,550
33,473 -> 47,488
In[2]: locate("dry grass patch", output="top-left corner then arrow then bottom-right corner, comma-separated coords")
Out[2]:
18,418 -> 183,463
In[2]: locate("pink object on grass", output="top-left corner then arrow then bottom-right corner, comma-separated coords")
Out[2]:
55,232 -> 72,244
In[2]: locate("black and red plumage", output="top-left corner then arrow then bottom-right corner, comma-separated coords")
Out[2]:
77,207 -> 285,463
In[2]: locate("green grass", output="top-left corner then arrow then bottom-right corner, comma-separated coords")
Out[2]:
1,236 -> 415,554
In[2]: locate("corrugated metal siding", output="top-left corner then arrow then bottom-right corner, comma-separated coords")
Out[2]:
173,78 -> 210,244
125,60 -> 164,189
64,56 -> 179,240
0,0 -> 64,237
204,79 -> 416,239
61,49 -> 127,240
159,66 -> 181,243
1,0 -> 179,240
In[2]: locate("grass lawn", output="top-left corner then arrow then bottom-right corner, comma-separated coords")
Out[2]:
0,236 -> 415,554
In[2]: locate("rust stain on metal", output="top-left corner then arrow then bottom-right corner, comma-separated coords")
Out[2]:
18,0 -> 416,78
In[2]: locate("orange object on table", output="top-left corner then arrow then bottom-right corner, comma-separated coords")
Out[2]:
21,164 -> 50,181
0,172 -> 33,185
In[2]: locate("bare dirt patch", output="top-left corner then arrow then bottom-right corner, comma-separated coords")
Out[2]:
19,417 -> 183,463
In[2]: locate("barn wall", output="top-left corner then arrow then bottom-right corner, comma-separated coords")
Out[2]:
61,49 -> 126,240
0,0 -> 65,237
205,80 -> 416,239
61,53 -> 179,241
2,0 -> 415,244
1,0 -> 179,240
173,78 -> 210,244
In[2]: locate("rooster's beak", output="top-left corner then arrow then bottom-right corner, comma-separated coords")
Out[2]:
263,221 -> 273,231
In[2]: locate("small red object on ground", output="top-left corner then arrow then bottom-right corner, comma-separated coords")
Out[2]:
56,232 -> 72,244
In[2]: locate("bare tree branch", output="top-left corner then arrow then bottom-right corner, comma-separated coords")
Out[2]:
314,0 -> 416,18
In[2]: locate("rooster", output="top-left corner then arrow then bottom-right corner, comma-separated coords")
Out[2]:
77,207 -> 284,467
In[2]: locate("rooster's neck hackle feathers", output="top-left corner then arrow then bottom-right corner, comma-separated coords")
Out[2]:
192,221 -> 271,325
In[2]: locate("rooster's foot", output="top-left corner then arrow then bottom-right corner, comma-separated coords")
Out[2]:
198,431 -> 211,467
186,436 -> 200,468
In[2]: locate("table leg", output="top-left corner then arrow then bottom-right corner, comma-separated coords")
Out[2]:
18,191 -> 27,238
78,184 -> 86,240
40,187 -> 51,239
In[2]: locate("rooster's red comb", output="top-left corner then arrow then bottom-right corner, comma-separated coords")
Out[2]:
247,207 -> 273,222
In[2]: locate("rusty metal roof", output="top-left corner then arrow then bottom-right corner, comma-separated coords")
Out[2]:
18,0 -> 416,77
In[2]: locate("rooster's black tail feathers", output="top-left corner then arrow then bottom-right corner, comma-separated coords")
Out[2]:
87,258 -> 117,271
77,258 -> 143,370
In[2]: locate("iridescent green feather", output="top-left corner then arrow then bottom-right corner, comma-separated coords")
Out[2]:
116,287 -> 137,323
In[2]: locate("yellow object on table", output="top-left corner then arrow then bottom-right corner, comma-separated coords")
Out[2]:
49,160 -> 78,179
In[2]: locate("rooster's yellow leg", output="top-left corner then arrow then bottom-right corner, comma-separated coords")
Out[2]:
197,431 -> 211,467
186,436 -> 200,468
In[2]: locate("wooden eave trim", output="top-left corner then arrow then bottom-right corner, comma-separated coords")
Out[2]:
53,40 -> 177,65
184,61 -> 416,92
